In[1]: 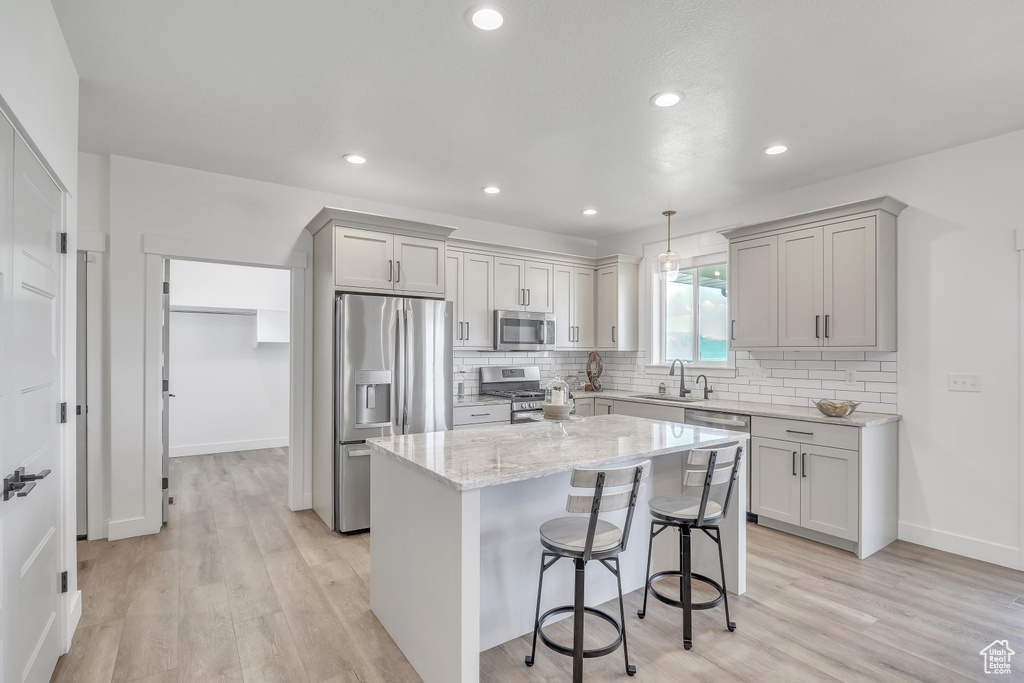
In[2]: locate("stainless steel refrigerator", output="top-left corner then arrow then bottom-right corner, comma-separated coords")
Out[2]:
334,294 -> 453,532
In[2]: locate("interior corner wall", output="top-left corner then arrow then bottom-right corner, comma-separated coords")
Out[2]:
97,154 -> 599,539
597,129 -> 1024,569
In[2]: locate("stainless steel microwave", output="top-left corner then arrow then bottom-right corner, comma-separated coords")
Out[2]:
494,310 -> 556,351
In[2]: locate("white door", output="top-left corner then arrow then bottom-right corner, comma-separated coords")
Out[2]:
1,125 -> 65,683
596,266 -> 617,348
778,227 -> 823,347
800,444 -> 859,541
553,264 -> 574,348
523,260 -> 553,313
729,236 -> 778,348
445,251 -> 462,346
161,259 -> 170,523
824,218 -> 876,347
574,268 -> 596,348
461,252 -> 493,349
394,235 -> 445,295
334,226 -> 394,290
750,437 -> 801,526
493,257 -> 525,311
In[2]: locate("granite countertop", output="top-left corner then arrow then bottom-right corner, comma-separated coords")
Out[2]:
453,394 -> 510,407
580,389 -> 900,427
367,414 -> 749,492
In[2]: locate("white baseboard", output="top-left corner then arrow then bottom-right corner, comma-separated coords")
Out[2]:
898,521 -> 1020,570
106,515 -> 150,541
169,437 -> 289,458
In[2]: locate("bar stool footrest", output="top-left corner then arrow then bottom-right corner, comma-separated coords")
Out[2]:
646,571 -> 725,611
536,605 -> 623,659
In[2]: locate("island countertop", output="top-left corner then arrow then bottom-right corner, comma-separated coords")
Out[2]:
366,414 -> 749,492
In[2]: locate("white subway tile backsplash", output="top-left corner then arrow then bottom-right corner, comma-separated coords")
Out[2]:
835,361 -> 881,371
770,369 -> 809,379
821,351 -> 865,361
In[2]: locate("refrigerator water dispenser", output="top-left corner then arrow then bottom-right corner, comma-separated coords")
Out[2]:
355,370 -> 392,426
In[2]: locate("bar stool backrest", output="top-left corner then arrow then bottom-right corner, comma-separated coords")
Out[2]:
565,460 -> 650,560
683,443 -> 743,526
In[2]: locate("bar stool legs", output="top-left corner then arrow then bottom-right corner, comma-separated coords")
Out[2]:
638,521 -> 736,650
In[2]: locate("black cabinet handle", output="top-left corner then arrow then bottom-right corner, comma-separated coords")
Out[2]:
792,451 -> 797,476
465,322 -> 470,340
396,261 -> 401,283
388,260 -> 393,282
458,322 -> 463,340
731,320 -> 736,340
815,315 -> 820,339
612,326 -> 616,344
802,453 -> 807,478
526,289 -> 531,306
824,314 -> 830,338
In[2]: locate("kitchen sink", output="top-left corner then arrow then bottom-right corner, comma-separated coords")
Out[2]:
627,394 -> 703,403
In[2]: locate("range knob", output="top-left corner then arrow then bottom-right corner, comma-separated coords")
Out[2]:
529,402 -> 537,409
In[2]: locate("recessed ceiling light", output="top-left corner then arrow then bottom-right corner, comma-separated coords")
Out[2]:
651,91 -> 682,107
581,209 -> 597,216
469,6 -> 505,30
763,145 -> 788,155
344,154 -> 367,164
482,186 -> 501,194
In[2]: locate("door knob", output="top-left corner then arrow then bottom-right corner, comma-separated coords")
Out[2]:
3,467 -> 48,501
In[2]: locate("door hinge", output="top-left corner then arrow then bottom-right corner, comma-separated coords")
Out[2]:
163,281 -> 170,294
162,477 -> 168,490
76,404 -> 82,416
60,571 -> 68,593
60,232 -> 68,254
60,402 -> 67,424
163,379 -> 169,392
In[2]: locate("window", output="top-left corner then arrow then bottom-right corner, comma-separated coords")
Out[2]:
663,263 -> 728,363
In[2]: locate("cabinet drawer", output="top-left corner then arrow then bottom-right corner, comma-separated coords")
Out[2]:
453,403 -> 511,426
751,416 -> 858,451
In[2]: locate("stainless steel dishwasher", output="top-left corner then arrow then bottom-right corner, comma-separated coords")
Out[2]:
684,408 -> 754,520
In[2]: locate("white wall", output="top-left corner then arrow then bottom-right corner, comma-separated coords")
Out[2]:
1,0 -> 82,649
80,152 -> 600,539
168,260 -> 290,456
599,129 -> 1024,569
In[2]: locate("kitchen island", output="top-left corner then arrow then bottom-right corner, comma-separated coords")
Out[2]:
366,414 -> 749,683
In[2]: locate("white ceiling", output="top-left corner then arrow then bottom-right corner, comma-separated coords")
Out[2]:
53,0 -> 1024,239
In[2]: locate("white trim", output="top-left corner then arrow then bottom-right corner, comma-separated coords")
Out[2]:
106,515 -> 150,541
170,437 -> 289,458
1018,228 -> 1024,571
142,233 -> 308,269
85,252 -> 108,539
144,254 -> 164,535
65,590 -> 82,650
78,230 -> 108,253
899,521 -> 1020,570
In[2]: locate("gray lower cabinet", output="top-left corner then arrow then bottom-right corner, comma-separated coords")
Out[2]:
751,415 -> 897,558
608,399 -> 685,423
573,397 -> 595,417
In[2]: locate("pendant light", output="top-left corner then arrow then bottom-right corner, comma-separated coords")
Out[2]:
658,210 -> 682,281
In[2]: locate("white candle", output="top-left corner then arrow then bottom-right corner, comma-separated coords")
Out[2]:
551,387 -> 564,406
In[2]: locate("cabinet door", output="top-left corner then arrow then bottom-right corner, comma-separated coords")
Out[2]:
729,236 -> 777,347
575,268 -> 596,348
334,227 -> 394,290
445,252 -> 463,346
524,260 -> 554,313
800,444 -> 859,541
596,266 -> 618,348
595,398 -> 614,415
750,437 -> 801,526
493,257 -> 525,310
553,264 -> 575,348
778,227 -> 824,347
573,398 -> 595,417
394,235 -> 445,295
462,252 -> 494,349
824,218 -> 876,347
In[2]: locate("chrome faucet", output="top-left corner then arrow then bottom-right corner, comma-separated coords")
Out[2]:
668,359 -> 691,398
696,374 -> 713,400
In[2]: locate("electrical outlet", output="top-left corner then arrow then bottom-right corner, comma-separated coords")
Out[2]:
948,373 -> 981,392
844,370 -> 857,386
748,366 -> 765,380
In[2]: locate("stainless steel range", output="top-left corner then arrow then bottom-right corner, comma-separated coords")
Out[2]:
479,366 -> 545,423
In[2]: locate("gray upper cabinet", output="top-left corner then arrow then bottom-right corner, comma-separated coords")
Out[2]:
723,197 -> 903,351
332,225 -> 447,296
448,250 -> 494,350
493,257 -> 554,312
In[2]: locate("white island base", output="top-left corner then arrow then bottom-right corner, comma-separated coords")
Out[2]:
368,415 -> 748,683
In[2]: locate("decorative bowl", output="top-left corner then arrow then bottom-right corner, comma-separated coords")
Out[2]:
542,402 -> 573,419
814,399 -> 860,418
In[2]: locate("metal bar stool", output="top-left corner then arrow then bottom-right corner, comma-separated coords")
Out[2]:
636,443 -> 743,650
525,460 -> 650,683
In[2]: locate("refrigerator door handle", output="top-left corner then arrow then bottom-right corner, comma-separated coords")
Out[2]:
394,304 -> 406,436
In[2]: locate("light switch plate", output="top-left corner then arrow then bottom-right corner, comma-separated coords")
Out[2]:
948,373 -> 981,392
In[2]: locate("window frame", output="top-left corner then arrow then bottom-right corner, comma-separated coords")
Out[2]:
657,260 -> 730,368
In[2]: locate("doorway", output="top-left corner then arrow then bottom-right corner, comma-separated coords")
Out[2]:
161,259 -> 292,519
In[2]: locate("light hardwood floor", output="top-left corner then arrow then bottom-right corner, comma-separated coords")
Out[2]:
55,449 -> 1024,682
